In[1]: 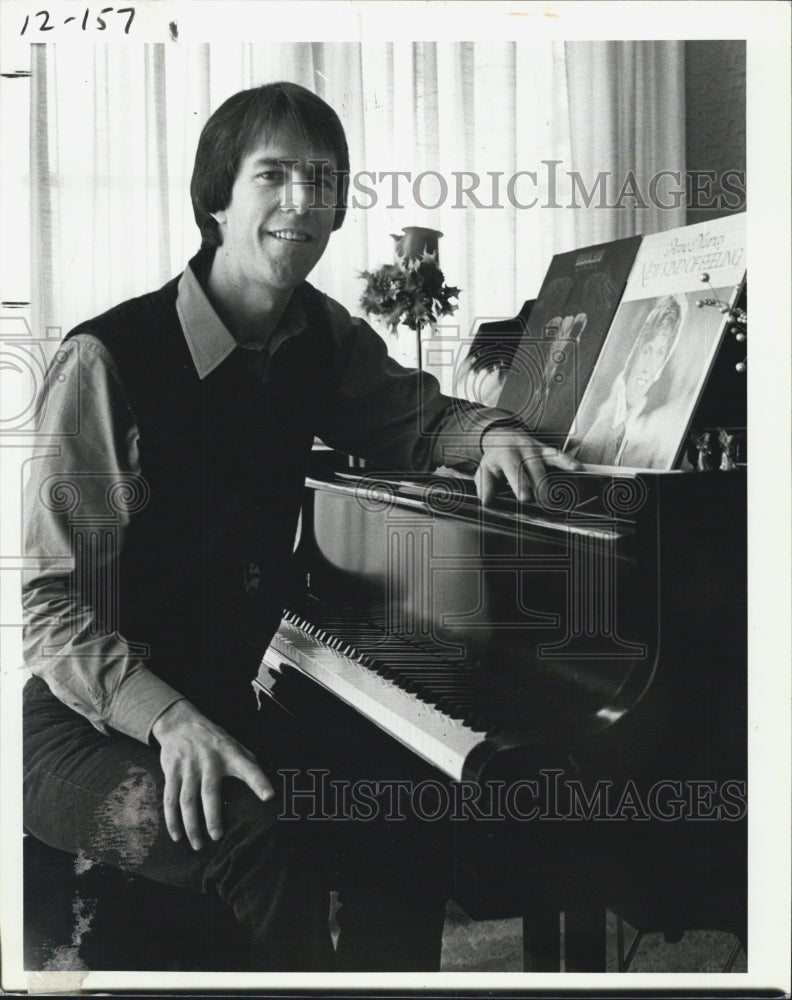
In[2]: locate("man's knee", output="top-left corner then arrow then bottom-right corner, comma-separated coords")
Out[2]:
85,764 -> 161,869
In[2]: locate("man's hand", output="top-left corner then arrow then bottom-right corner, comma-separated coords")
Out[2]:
151,700 -> 274,851
477,426 -> 582,506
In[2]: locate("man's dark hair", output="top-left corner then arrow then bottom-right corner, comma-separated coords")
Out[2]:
190,82 -> 350,248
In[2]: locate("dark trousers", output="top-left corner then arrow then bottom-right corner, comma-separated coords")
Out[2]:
22,676 -> 449,971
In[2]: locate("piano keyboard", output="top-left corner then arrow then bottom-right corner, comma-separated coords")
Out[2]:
256,601 -> 611,780
257,608 -> 491,781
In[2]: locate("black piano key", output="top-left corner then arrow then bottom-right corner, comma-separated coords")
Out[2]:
371,663 -> 458,678
392,668 -> 469,681
401,679 -> 478,697
428,704 -> 471,722
389,665 -> 454,682
398,690 -> 471,718
400,677 -> 470,696
358,651 -> 433,665
409,685 -> 483,709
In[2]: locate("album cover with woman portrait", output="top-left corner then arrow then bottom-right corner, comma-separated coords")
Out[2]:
566,213 -> 746,470
496,235 -> 642,443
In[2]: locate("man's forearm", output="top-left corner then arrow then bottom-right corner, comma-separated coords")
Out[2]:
23,578 -> 186,743
22,335 -> 185,744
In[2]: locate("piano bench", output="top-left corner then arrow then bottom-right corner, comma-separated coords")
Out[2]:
23,835 -> 244,972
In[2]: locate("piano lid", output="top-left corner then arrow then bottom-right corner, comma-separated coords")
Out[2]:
326,469 -> 650,539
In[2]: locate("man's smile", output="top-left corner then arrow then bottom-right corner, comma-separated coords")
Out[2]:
267,229 -> 313,242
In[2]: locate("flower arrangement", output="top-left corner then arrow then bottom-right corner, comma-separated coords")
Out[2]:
359,247 -> 460,335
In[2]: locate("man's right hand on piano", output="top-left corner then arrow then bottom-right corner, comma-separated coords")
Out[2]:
477,425 -> 582,505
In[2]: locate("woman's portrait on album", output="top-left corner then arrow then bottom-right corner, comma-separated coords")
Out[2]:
567,289 -> 728,470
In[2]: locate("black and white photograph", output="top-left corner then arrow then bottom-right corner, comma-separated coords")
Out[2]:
0,1 -> 789,994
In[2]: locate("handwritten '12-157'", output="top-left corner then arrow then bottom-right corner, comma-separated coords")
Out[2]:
20,8 -> 136,34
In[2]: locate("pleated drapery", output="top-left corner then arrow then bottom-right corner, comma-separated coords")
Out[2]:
30,41 -> 685,377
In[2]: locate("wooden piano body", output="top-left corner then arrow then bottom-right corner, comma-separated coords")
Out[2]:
256,462 -> 747,969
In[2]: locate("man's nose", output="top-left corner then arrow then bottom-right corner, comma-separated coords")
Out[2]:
281,179 -> 313,215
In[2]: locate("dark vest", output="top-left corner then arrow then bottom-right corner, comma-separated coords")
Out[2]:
65,266 -> 334,725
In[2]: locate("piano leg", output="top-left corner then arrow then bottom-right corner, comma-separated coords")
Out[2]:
564,905 -> 607,972
522,904 -> 561,971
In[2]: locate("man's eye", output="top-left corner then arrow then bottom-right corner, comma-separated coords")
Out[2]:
257,170 -> 284,182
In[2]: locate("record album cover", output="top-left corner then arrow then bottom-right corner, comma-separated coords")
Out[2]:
566,213 -> 746,470
496,235 -> 641,442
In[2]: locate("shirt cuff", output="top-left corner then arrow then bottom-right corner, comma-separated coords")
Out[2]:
432,405 -> 523,468
104,669 -> 189,746
478,411 -> 529,452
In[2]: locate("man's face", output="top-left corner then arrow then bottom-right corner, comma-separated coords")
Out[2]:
212,128 -> 338,295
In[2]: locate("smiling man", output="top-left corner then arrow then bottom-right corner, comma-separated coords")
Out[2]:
22,82 -> 577,972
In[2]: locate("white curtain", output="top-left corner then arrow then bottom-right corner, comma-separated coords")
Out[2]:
565,41 -> 687,245
31,41 -> 685,380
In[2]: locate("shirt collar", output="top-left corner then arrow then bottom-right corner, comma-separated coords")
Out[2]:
175,248 -> 310,380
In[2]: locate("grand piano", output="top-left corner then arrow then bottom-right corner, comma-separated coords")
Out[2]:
255,297 -> 748,972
